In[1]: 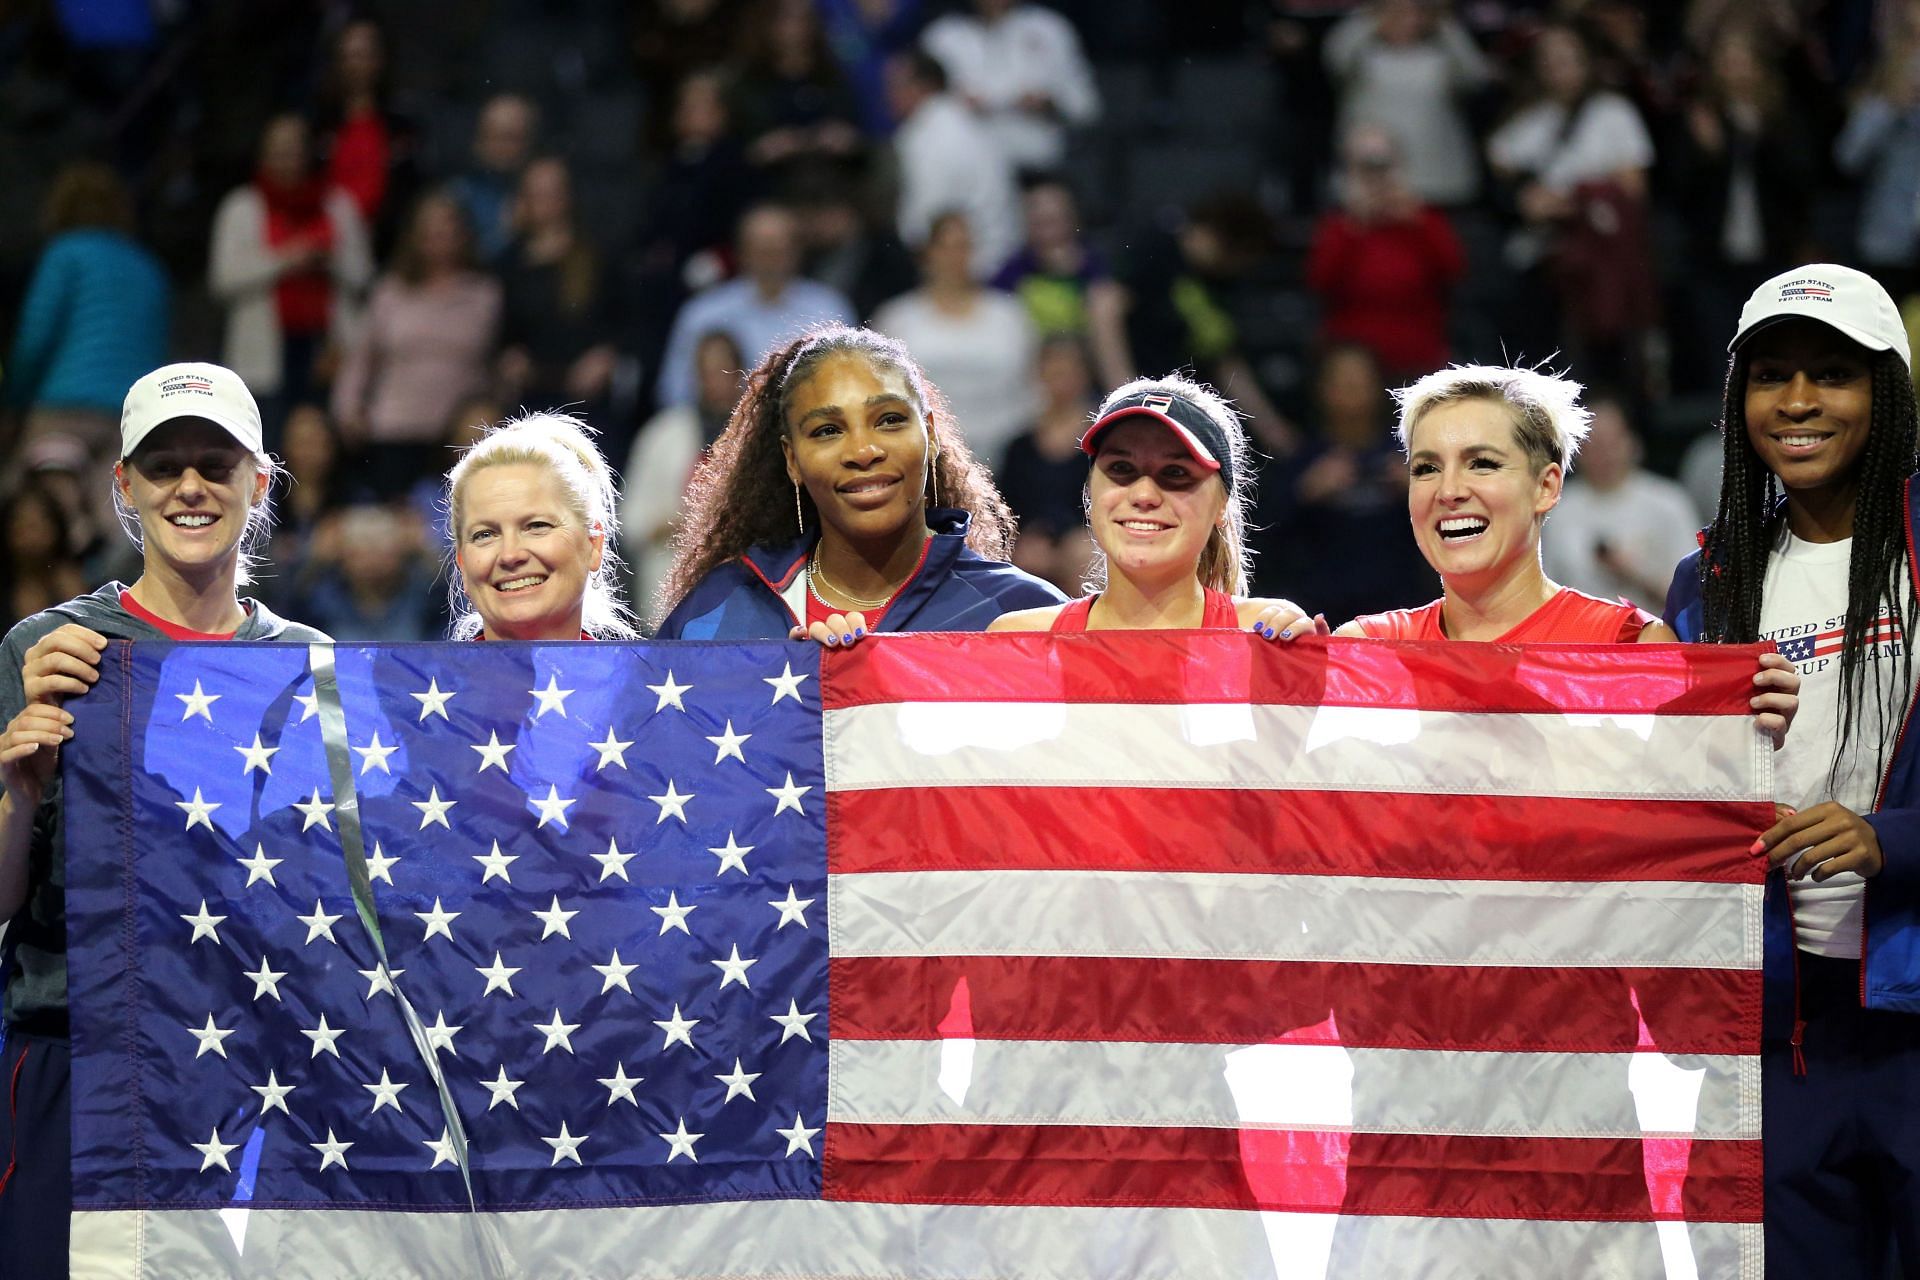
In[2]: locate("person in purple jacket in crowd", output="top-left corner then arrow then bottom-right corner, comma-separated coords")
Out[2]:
654,325 -> 1063,643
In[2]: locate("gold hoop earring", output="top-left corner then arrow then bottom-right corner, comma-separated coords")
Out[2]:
794,481 -> 806,538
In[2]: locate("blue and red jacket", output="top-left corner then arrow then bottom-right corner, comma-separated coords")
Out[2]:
657,508 -> 1066,640
1664,474 -> 1920,1018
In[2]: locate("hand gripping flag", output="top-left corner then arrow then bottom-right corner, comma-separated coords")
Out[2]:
63,634 -> 1768,1278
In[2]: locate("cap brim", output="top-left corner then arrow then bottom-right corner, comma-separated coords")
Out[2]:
122,409 -> 263,460
1080,407 -> 1223,471
1728,312 -> 1896,357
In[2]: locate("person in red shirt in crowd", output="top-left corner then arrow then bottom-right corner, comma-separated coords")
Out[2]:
1305,122 -> 1465,381
315,18 -> 419,257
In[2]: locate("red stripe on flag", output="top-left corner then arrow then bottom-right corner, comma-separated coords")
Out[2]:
829,788 -> 1768,883
824,634 -> 1770,715
823,1122 -> 1762,1223
831,955 -> 1759,1055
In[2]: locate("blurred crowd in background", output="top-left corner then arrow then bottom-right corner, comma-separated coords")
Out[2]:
1,0 -> 1915,639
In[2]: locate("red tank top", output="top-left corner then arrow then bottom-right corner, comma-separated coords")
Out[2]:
1050,587 -> 1242,632
1353,588 -> 1659,643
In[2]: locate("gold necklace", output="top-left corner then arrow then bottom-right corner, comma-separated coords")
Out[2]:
808,539 -> 926,609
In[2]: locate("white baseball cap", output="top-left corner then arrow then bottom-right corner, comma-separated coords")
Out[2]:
120,362 -> 265,459
1730,264 -> 1911,369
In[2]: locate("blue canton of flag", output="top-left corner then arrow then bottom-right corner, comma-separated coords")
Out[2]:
66,641 -> 828,1218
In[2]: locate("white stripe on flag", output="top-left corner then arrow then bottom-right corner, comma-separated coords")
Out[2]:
73,1202 -> 1763,1280
828,869 -> 1763,970
824,702 -> 1769,802
827,1039 -> 1760,1140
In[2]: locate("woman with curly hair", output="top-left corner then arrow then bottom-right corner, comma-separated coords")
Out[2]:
655,325 -> 1064,642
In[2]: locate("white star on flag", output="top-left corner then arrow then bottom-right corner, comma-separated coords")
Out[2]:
363,842 -> 399,884
175,788 -> 219,832
192,1127 -> 239,1172
473,841 -> 518,884
293,690 -> 319,722
649,780 -> 692,824
470,730 -> 516,772
653,1003 -> 700,1051
237,844 -> 282,888
292,789 -> 335,832
659,1117 -> 703,1163
186,1014 -> 235,1059
542,1122 -> 589,1166
771,999 -> 817,1043
529,784 -> 576,830
415,897 -> 460,942
424,1130 -> 459,1169
302,1013 -> 345,1058
234,733 -> 278,775
532,896 -> 579,940
591,950 -> 638,994
242,955 -> 286,1001
410,677 -> 456,720
251,1070 -> 295,1116
412,786 -> 456,829
530,675 -> 575,719
423,1011 -> 462,1055
180,899 -> 226,945
776,1113 -> 821,1157
477,952 -> 522,998
311,1128 -> 353,1171
591,838 -> 636,882
767,773 -> 811,816
358,965 -> 404,998
364,1068 -> 410,1114
534,1009 -> 582,1054
706,720 -> 750,764
650,891 -> 695,935
352,731 -> 399,774
769,885 -> 814,929
297,900 -> 343,945
481,1066 -> 524,1110
711,944 -> 759,991
708,833 -> 753,876
588,727 -> 633,769
648,671 -> 692,712
175,679 -> 220,722
764,662 -> 808,704
714,1058 -> 761,1103
597,1064 -> 644,1106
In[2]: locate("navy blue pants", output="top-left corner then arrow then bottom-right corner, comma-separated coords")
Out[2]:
0,1030 -> 69,1279
1764,953 -> 1920,1277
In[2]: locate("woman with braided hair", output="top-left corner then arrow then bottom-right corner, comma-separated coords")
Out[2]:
1665,263 -> 1920,1274
655,324 -> 1063,641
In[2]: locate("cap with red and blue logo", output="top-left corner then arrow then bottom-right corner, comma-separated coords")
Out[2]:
120,362 -> 265,459
1731,264 -> 1910,369
1079,389 -> 1234,486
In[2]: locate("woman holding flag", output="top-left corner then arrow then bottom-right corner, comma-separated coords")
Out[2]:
1665,263 -> 1920,1273
0,363 -> 328,1274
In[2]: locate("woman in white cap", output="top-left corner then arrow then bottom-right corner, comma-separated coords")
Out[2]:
0,362 -> 327,1274
442,410 -> 639,642
989,372 -> 1310,635
1665,264 -> 1920,1273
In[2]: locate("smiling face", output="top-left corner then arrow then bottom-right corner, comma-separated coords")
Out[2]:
455,461 -> 603,641
1742,318 -> 1875,513
782,352 -> 931,549
1088,418 -> 1226,589
118,419 -> 265,586
1406,397 -> 1561,589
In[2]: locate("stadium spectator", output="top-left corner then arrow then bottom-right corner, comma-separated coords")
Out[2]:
332,191 -> 502,498
314,17 -> 419,256
920,0 -> 1101,175
655,203 -> 854,410
885,49 -> 1021,278
495,158 -> 618,430
871,211 -> 1039,466
1542,390 -> 1699,609
1324,0 -> 1495,208
3,162 -> 169,470
791,176 -> 919,321
260,402 -> 346,611
447,92 -> 538,263
208,113 -> 373,444
732,0 -> 864,191
998,334 -> 1099,594
1305,122 -> 1464,380
1835,19 -> 1920,295
0,481 -> 88,634
631,0 -> 744,106
290,502 -> 441,642
990,179 -> 1125,359
817,0 -> 925,136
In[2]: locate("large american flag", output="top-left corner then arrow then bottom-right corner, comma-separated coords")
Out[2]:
64,635 -> 1768,1279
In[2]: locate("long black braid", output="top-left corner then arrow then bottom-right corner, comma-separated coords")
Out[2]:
1699,349 -> 1920,791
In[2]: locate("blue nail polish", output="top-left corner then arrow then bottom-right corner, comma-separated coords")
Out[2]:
854,627 -> 865,638
1276,627 -> 1289,639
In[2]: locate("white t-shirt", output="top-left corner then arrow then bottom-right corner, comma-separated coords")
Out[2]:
1758,528 -> 1915,956
1544,472 -> 1701,611
1486,91 -> 1654,192
871,289 -> 1038,465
